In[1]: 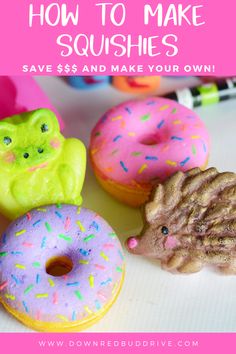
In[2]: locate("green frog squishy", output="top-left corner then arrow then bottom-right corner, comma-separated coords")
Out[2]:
0,108 -> 86,219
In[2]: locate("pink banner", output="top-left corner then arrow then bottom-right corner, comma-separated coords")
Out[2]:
0,332 -> 236,354
0,0 -> 235,75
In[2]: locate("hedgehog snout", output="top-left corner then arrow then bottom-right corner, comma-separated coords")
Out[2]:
127,237 -> 138,249
126,236 -> 142,254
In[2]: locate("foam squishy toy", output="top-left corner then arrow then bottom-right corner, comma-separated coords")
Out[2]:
0,204 -> 125,331
112,76 -> 161,93
90,97 -> 210,207
0,76 -> 64,129
0,109 -> 86,220
68,76 -> 111,90
127,168 -> 236,274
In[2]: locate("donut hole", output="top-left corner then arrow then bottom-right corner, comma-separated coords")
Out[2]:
139,134 -> 158,146
46,255 -> 73,277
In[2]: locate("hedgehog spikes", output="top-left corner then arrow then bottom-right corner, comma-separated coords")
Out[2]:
127,167 -> 236,274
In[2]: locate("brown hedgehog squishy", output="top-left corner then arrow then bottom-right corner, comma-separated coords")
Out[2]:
126,167 -> 236,274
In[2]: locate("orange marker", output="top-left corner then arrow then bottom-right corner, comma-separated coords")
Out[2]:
112,76 -> 160,93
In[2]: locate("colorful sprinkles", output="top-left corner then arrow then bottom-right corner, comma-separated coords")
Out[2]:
157,119 -> 165,129
89,275 -> 94,288
24,285 -> 34,295
33,220 -> 41,227
0,251 -> 8,257
36,293 -> 49,298
75,290 -> 83,300
113,135 -> 122,142
11,275 -> 21,285
15,264 -> 26,269
138,164 -> 148,174
77,220 -> 85,232
0,281 -> 8,290
5,294 -> 15,300
145,156 -> 158,161
180,157 -> 191,166
58,234 -> 72,242
45,222 -> 52,232
120,161 -> 128,172
83,234 -> 95,242
15,230 -> 26,237
140,113 -> 151,121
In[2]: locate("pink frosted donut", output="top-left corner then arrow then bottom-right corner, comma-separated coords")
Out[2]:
90,97 -> 210,206
0,204 -> 125,332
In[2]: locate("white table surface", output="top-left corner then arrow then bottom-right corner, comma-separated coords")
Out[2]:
0,76 -> 236,332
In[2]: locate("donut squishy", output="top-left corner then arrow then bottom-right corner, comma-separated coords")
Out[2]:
112,76 -> 160,93
0,204 -> 125,331
0,76 -> 64,129
127,167 -> 236,274
68,76 -> 111,90
0,109 -> 86,220
90,97 -> 210,207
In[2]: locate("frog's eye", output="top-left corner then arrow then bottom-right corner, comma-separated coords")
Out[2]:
161,226 -> 169,235
41,124 -> 49,133
3,136 -> 12,146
